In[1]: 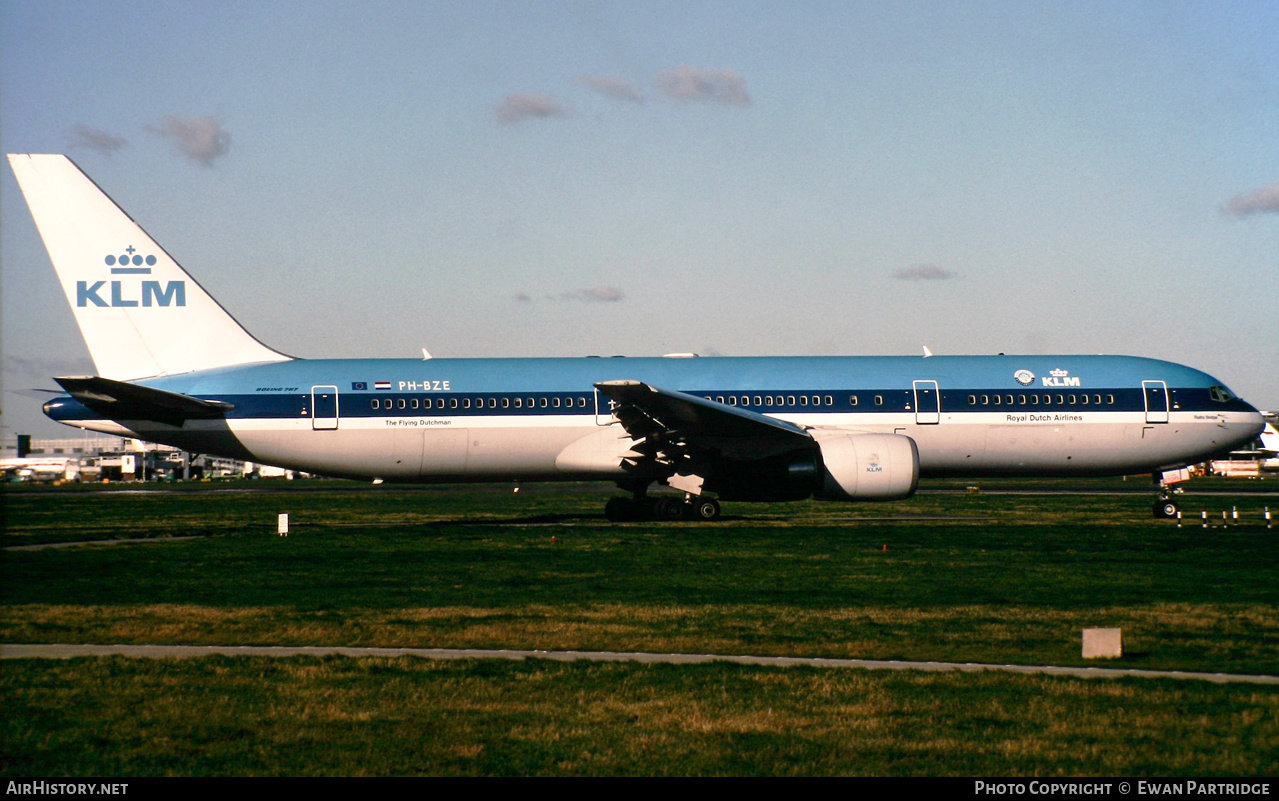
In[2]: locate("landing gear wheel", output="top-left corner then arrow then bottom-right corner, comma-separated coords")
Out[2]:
605,497 -> 631,522
654,496 -> 689,521
692,497 -> 721,521
1153,500 -> 1180,519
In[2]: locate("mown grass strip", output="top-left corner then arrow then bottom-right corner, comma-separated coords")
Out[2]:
3,656 -> 1276,777
3,602 -> 1277,674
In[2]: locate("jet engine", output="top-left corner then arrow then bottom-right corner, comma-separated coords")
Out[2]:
813,432 -> 919,501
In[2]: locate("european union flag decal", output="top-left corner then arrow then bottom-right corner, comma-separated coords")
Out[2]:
351,382 -> 367,391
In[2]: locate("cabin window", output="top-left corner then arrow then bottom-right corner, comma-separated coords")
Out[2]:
502,397 -> 510,409
874,395 -> 884,406
371,399 -> 380,410
553,397 -> 561,408
850,395 -> 860,407
410,398 -> 419,410
540,398 -> 548,408
753,396 -> 763,406
765,396 -> 774,406
1029,395 -> 1038,405
514,397 -> 523,408
1106,394 -> 1115,405
1017,395 -> 1026,405
728,396 -> 738,406
397,398 -> 406,410
824,395 -> 834,406
786,395 -> 795,406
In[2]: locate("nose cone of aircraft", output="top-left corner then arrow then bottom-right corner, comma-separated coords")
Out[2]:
1231,402 -> 1267,446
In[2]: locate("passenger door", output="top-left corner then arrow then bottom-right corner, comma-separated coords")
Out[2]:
311,385 -> 339,430
1142,380 -> 1169,424
913,380 -> 940,425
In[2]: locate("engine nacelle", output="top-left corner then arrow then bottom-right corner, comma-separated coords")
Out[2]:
813,432 -> 919,501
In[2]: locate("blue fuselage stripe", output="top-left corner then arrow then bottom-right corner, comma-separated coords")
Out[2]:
44,386 -> 1255,423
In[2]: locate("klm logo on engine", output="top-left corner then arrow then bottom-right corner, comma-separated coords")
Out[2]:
76,247 -> 185,307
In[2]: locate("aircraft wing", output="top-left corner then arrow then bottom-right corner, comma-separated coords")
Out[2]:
53,376 -> 234,427
595,379 -> 814,461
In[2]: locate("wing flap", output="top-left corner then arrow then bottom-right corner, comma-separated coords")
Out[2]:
595,380 -> 813,448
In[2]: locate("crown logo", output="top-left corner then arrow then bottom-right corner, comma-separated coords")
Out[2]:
1050,368 -> 1069,377
104,246 -> 156,273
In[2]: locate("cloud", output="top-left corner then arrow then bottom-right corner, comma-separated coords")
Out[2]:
893,264 -> 958,281
151,115 -> 231,166
496,94 -> 567,125
518,286 -> 625,303
1224,184 -> 1279,216
68,124 -> 126,155
576,75 -> 645,104
655,65 -> 750,106
571,286 -> 625,302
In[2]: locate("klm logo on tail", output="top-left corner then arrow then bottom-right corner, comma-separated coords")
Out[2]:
76,247 -> 185,307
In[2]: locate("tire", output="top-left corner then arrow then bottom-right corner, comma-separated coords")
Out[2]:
653,497 -> 689,521
605,497 -> 630,522
1153,500 -> 1180,519
692,498 -> 721,521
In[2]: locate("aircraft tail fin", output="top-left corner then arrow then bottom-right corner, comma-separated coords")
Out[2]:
7,153 -> 289,380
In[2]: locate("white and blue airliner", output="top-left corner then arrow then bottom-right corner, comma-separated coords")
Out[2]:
8,154 -> 1265,520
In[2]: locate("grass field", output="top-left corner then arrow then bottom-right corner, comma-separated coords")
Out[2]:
2,477 -> 1277,776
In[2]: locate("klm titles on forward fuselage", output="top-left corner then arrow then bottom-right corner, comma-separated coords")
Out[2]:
76,248 -> 186,308
1014,368 -> 1085,388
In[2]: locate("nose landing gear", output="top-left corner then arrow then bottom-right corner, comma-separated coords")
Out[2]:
1152,470 -> 1187,519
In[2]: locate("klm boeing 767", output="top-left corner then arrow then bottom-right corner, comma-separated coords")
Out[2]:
8,154 -> 1265,520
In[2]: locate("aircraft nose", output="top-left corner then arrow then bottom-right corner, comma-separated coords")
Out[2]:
1235,406 -> 1266,440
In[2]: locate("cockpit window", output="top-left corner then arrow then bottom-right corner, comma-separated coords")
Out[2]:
1209,386 -> 1235,402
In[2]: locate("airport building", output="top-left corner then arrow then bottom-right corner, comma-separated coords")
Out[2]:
1,434 -> 300,483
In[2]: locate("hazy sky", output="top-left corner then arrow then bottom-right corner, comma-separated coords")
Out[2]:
3,0 -> 1276,437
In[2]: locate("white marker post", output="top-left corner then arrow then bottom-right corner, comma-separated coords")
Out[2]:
277,513 -> 289,537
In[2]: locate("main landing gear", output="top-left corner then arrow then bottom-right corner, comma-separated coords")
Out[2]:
604,494 -> 722,522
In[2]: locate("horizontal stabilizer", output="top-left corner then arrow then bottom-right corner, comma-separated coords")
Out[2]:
53,376 -> 233,427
